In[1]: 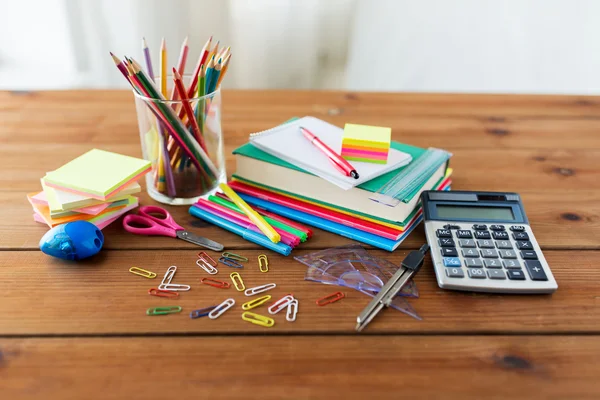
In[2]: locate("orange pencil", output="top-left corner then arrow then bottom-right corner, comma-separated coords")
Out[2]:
216,53 -> 231,88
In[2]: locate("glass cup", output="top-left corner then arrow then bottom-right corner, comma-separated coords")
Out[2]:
133,77 -> 226,205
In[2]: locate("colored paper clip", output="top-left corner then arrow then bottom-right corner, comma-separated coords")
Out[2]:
268,294 -> 295,315
286,299 -> 298,322
230,272 -> 245,291
316,291 -> 345,306
148,288 -> 179,298
219,256 -> 244,269
190,305 -> 217,319
258,254 -> 269,273
242,312 -> 275,328
200,277 -> 230,289
208,298 -> 235,319
196,258 -> 218,275
244,283 -> 277,296
129,267 -> 157,279
242,295 -> 272,310
197,251 -> 218,266
158,266 -> 191,292
146,306 -> 182,316
221,252 -> 248,262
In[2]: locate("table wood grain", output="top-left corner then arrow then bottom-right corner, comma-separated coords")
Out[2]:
1,90 -> 599,399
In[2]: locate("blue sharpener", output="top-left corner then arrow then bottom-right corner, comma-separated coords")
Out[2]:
39,220 -> 104,261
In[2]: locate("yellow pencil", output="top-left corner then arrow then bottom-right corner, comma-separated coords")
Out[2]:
158,38 -> 167,192
219,183 -> 280,243
216,53 -> 231,88
160,37 -> 167,97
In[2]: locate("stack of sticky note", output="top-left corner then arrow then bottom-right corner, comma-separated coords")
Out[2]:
27,149 -> 151,229
341,123 -> 392,164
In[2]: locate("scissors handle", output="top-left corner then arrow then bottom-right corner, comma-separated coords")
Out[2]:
138,205 -> 184,231
123,214 -> 177,238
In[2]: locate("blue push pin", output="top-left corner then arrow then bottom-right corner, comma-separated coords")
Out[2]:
39,220 -> 104,261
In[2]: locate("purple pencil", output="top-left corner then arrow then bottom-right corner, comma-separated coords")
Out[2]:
142,37 -> 155,81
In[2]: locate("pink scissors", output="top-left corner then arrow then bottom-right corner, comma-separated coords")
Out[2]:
123,205 -> 224,251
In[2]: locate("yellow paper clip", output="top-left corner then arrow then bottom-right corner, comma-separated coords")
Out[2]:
258,254 -> 269,273
129,267 -> 157,279
242,312 -> 275,328
230,272 -> 245,291
242,295 -> 272,311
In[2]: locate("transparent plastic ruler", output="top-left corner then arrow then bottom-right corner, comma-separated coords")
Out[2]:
369,148 -> 452,207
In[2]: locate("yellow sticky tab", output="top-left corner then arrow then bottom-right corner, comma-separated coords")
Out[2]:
343,123 -> 392,146
144,126 -> 159,161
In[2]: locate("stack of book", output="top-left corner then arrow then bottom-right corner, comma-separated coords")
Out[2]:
228,117 -> 452,251
27,149 -> 150,229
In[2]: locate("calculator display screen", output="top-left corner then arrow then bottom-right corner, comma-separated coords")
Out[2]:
436,205 -> 515,221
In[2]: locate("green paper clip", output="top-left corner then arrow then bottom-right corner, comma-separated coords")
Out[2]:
221,252 -> 248,262
146,306 -> 182,316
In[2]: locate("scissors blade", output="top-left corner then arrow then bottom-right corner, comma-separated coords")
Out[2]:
176,231 -> 224,251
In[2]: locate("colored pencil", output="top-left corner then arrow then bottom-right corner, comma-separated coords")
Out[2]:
173,68 -> 206,152
169,36 -> 189,102
216,53 -> 231,88
204,55 -> 215,94
110,52 -> 129,79
207,41 -> 219,64
160,38 -> 167,97
186,36 -> 212,99
209,57 -> 222,93
142,38 -> 155,80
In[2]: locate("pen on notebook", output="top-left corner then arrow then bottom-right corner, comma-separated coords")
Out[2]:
299,126 -> 359,179
219,183 -> 281,243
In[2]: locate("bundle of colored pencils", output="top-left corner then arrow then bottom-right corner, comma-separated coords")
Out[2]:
110,35 -> 232,198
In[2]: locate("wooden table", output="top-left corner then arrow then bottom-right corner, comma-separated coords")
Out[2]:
1,90 -> 600,399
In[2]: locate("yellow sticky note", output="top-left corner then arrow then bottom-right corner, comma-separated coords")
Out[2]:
44,149 -> 151,200
144,126 -> 159,161
343,123 -> 392,146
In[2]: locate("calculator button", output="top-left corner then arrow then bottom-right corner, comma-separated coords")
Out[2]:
472,224 -> 488,230
492,231 -> 509,240
474,231 -> 491,239
446,267 -> 465,278
436,229 -> 452,238
495,240 -> 513,249
499,250 -> 517,259
513,232 -> 529,240
456,230 -> 473,239
439,238 -> 455,247
484,259 -> 502,269
507,269 -> 526,280
481,249 -> 498,258
503,260 -> 521,269
520,250 -> 538,260
477,239 -> 494,248
444,224 -> 461,230
462,248 -> 479,258
443,257 -> 461,267
487,269 -> 506,279
459,239 -> 476,248
468,268 -> 486,279
441,248 -> 458,257
516,241 -> 533,250
489,225 -> 505,231
510,226 -> 526,232
524,261 -> 548,281
465,258 -> 483,268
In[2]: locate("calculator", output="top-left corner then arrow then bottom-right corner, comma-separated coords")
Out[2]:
421,190 -> 557,294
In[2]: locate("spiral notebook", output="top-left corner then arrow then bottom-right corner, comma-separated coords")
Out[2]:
249,116 -> 412,190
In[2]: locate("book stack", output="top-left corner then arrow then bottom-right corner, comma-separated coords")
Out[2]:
27,149 -> 150,229
228,117 -> 452,251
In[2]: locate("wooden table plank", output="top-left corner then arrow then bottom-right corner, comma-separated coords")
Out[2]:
1,336 -> 599,400
0,250 -> 598,335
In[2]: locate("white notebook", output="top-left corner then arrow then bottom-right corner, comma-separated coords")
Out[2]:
249,116 -> 412,190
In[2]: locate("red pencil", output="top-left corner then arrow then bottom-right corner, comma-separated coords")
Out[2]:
186,36 -> 212,99
172,68 -> 207,152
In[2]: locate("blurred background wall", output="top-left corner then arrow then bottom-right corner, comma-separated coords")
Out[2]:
1,0 -> 599,93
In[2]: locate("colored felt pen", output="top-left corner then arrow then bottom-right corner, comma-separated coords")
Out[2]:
300,126 -> 359,179
219,183 -> 281,244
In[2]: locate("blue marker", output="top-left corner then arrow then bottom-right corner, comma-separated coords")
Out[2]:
39,221 -> 104,261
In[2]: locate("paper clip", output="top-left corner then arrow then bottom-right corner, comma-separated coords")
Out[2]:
190,305 -> 217,319
242,295 -> 272,310
244,283 -> 277,296
258,254 -> 269,273
200,277 -> 230,289
148,288 -> 179,298
129,267 -> 157,279
316,291 -> 345,306
158,266 -> 191,291
219,256 -> 244,269
197,251 -> 218,266
221,252 -> 248,262
242,312 -> 275,328
208,298 -> 235,319
268,294 -> 295,315
196,258 -> 219,275
230,272 -> 245,291
146,306 -> 182,316
286,299 -> 298,322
